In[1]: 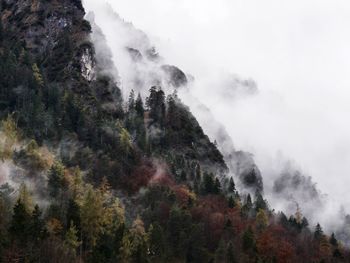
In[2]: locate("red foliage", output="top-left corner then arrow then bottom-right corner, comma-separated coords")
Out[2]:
123,159 -> 175,193
123,159 -> 156,193
276,240 -> 295,263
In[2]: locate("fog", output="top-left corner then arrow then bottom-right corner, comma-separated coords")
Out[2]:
83,0 -> 350,233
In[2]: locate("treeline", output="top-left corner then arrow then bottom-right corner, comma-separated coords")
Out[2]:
0,155 -> 348,262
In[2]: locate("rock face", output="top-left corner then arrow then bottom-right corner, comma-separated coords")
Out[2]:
161,65 -> 188,88
1,0 -> 88,64
0,0 -> 122,116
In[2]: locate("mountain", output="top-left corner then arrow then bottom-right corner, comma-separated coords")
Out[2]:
0,0 -> 348,262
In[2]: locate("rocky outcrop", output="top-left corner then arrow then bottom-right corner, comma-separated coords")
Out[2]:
1,0 -> 122,117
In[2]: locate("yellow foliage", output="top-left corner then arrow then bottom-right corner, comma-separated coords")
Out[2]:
18,183 -> 34,213
32,63 -> 44,86
0,115 -> 19,160
47,218 -> 64,236
256,209 -> 268,232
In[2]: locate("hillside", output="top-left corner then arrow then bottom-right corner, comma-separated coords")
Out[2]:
0,0 -> 348,262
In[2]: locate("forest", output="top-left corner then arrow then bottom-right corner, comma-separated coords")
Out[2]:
0,0 -> 349,262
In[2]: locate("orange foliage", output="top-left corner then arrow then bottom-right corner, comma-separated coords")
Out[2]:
276,240 -> 295,263
257,231 -> 275,261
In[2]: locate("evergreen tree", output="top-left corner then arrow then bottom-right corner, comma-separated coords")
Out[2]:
65,222 -> 81,254
201,172 -> 214,195
241,194 -> 253,218
80,186 -> 104,249
147,86 -> 166,127
48,161 -> 66,197
228,177 -> 236,193
66,199 -> 81,232
128,89 -> 135,112
9,199 -> 31,245
135,93 -> 144,118
314,223 -> 324,240
228,196 -> 235,209
214,177 -> 221,194
30,205 -> 46,243
242,226 -> 256,252
330,233 -> 338,247
254,192 -> 268,212
148,223 -> 166,260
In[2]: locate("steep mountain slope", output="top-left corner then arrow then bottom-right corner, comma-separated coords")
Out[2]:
0,0 -> 348,262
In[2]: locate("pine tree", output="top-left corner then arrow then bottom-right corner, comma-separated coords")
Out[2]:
330,233 -> 338,247
228,196 -> 235,209
128,89 -> 135,112
228,177 -> 236,193
9,199 -> 31,245
201,172 -> 215,194
65,222 -> 81,253
214,177 -> 221,194
80,186 -> 104,248
314,223 -> 324,240
48,161 -> 66,198
246,194 -> 253,208
147,86 -> 166,127
242,226 -> 256,252
135,93 -> 144,118
241,194 -> 253,218
30,205 -> 45,243
148,223 -> 166,259
254,192 -> 268,212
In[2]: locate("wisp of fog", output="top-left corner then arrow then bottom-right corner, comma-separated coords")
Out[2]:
83,0 -> 350,237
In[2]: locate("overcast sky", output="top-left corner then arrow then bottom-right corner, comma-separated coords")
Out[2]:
85,0 -> 350,212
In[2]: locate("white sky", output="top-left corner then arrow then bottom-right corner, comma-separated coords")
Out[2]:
86,0 -> 350,211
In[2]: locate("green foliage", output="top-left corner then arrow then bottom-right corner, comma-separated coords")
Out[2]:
48,161 -> 66,198
9,199 -> 31,245
201,173 -> 221,195
65,223 -> 81,253
242,226 -> 256,253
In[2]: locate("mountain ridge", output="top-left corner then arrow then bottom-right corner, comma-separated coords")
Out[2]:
0,0 -> 349,262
